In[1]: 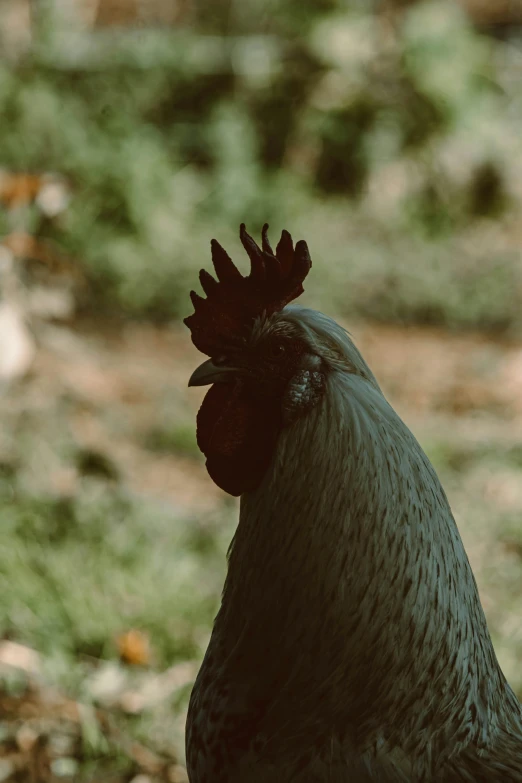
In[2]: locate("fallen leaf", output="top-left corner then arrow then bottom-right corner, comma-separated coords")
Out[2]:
117,630 -> 151,667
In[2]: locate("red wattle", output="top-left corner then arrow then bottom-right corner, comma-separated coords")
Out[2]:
196,384 -> 281,496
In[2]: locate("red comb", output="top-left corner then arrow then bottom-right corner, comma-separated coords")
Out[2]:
184,224 -> 312,356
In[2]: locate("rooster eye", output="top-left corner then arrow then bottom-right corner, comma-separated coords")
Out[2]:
268,342 -> 286,359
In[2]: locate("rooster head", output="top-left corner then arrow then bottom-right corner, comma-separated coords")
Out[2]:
185,224 -> 326,496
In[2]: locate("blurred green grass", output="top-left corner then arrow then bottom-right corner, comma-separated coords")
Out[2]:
0,481 -> 226,667
143,423 -> 200,460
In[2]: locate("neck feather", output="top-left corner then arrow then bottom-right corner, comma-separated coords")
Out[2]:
220,368 -> 522,774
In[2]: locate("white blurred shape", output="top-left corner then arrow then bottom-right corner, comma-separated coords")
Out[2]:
0,300 -> 35,382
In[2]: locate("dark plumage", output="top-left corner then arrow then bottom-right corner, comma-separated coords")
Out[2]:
184,226 -> 522,781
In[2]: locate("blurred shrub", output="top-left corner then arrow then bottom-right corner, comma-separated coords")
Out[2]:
0,0 -> 520,329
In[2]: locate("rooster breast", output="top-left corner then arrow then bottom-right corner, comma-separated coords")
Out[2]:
187,655 -> 411,782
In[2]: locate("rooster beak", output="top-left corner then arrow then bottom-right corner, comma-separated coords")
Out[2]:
188,358 -> 239,387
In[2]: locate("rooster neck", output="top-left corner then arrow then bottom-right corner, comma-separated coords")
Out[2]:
218,370 -> 522,774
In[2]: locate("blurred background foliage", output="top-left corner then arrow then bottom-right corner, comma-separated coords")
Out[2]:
0,0 -> 521,327
1,1 -> 522,780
